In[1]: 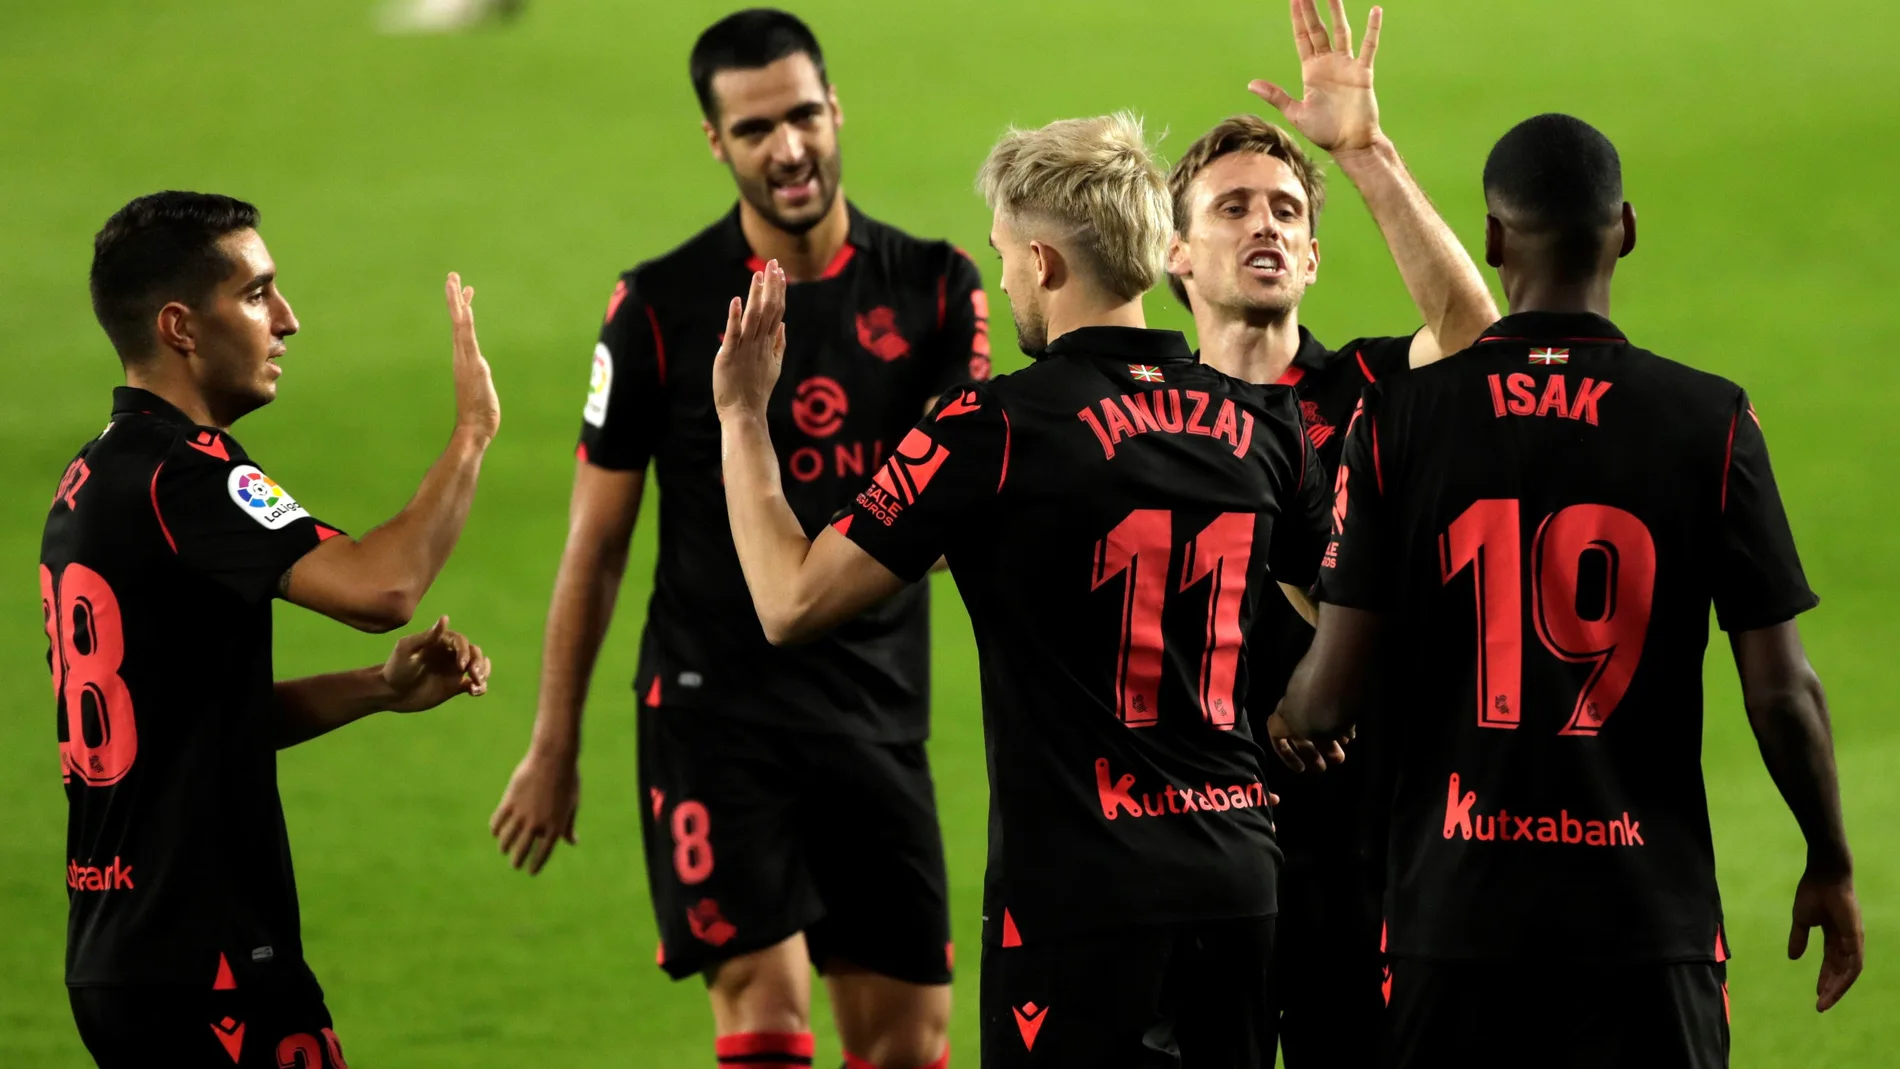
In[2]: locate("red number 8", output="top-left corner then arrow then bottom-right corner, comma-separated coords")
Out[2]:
671,801 -> 714,885
41,563 -> 137,786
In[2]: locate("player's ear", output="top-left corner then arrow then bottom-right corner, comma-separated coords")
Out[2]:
827,84 -> 843,129
702,120 -> 728,165
1618,202 -> 1637,259
1483,215 -> 1504,269
1306,237 -> 1321,284
1029,240 -> 1063,290
154,301 -> 196,357
1166,232 -> 1192,282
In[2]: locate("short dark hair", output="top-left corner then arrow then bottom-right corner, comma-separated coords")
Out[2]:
1483,113 -> 1622,247
90,191 -> 259,361
689,8 -> 826,121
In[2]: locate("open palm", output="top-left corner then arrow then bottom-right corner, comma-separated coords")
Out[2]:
1249,0 -> 1383,154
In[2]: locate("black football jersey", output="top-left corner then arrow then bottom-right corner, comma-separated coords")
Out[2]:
581,204 -> 989,742
1241,329 -> 1414,862
1318,312 -> 1818,962
839,327 -> 1330,943
41,387 -> 344,985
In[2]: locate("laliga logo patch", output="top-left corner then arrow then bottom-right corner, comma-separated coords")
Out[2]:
584,343 -> 613,427
227,465 -> 306,530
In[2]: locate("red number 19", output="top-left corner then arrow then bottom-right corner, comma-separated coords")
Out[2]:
1438,501 -> 1655,735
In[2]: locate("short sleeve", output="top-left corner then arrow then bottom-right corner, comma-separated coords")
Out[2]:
925,249 -> 993,394
1712,392 -> 1818,631
839,382 -> 1007,582
155,434 -> 344,603
1316,389 -> 1391,609
1337,333 -> 1418,383
578,275 -> 665,471
1267,422 -> 1332,590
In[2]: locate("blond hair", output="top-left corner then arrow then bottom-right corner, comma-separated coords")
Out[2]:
976,111 -> 1171,302
1165,115 -> 1327,308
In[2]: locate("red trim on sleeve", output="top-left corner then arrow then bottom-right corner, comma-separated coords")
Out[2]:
150,462 -> 177,554
1296,431 -> 1310,495
1721,411 -> 1737,512
1371,417 -> 1384,495
1356,349 -> 1376,383
998,409 -> 1012,493
645,305 -> 667,385
832,514 -> 854,537
1274,364 -> 1306,387
937,274 -> 948,329
576,442 -> 590,464
604,280 -> 629,325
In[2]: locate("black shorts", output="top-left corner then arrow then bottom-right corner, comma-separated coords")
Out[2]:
980,916 -> 1278,1068
1384,957 -> 1729,1069
70,963 -> 347,1068
638,704 -> 952,985
1273,852 -> 1384,1069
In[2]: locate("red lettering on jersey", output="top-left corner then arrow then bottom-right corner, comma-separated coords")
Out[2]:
1078,406 -> 1116,459
1232,409 -> 1255,458
1121,393 -> 1160,433
1098,397 -> 1139,448
788,447 -> 825,483
53,458 -> 91,510
1152,390 -> 1184,433
1505,373 -> 1537,415
1184,390 -> 1215,436
835,442 -> 865,478
1570,377 -> 1612,425
1488,374 -> 1508,417
66,856 -> 137,891
187,430 -> 230,461
1210,399 -> 1240,451
1439,773 -> 1644,849
1535,375 -> 1570,419
1095,758 -> 1142,819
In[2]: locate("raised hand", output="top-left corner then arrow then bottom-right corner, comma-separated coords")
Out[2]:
1790,870 -> 1865,1011
712,261 -> 789,418
1249,0 -> 1383,154
444,272 -> 501,442
381,615 -> 491,712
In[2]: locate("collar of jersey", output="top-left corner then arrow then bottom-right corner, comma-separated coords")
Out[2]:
1289,325 -> 1333,370
1042,325 -> 1194,364
1473,311 -> 1627,346
111,385 -> 200,425
717,200 -> 873,274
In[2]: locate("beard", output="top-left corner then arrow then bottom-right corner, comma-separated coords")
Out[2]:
1012,301 -> 1050,358
731,147 -> 845,237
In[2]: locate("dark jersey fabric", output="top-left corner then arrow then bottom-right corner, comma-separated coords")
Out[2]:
1318,311 -> 1817,962
41,387 -> 342,985
1242,328 -> 1414,857
580,203 -> 989,743
840,327 -> 1330,942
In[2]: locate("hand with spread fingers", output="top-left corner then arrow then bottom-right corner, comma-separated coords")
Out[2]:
1266,709 -> 1349,774
491,750 -> 581,875
1249,0 -> 1384,155
711,260 -> 789,419
381,615 -> 492,713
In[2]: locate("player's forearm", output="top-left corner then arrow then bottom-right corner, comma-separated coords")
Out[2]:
273,666 -> 397,749
718,411 -> 821,644
1746,667 -> 1854,877
527,538 -> 630,762
345,430 -> 491,625
1332,135 -> 1497,356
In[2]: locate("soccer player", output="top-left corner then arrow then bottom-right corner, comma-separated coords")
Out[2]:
487,10 -> 986,1068
713,112 -> 1330,1066
1278,114 -> 1864,1067
1163,4 -> 1498,1062
45,191 -> 499,1068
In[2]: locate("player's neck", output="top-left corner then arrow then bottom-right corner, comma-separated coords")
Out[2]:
1504,274 -> 1614,320
1194,304 -> 1301,385
738,194 -> 851,283
1045,293 -> 1146,346
123,366 -> 224,429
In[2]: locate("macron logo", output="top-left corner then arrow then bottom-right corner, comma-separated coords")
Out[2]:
1441,772 -> 1644,847
67,857 -> 135,891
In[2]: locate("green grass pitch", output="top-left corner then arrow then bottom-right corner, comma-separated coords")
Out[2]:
1,1 -> 1894,1064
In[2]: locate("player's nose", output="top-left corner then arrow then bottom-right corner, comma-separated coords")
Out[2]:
275,294 -> 300,338
772,125 -> 808,165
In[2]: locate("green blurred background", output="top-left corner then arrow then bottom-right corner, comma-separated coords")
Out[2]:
1,0 -> 1893,1064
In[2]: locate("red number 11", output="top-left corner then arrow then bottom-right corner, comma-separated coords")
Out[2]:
1438,500 -> 1656,735
1091,510 -> 1254,730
